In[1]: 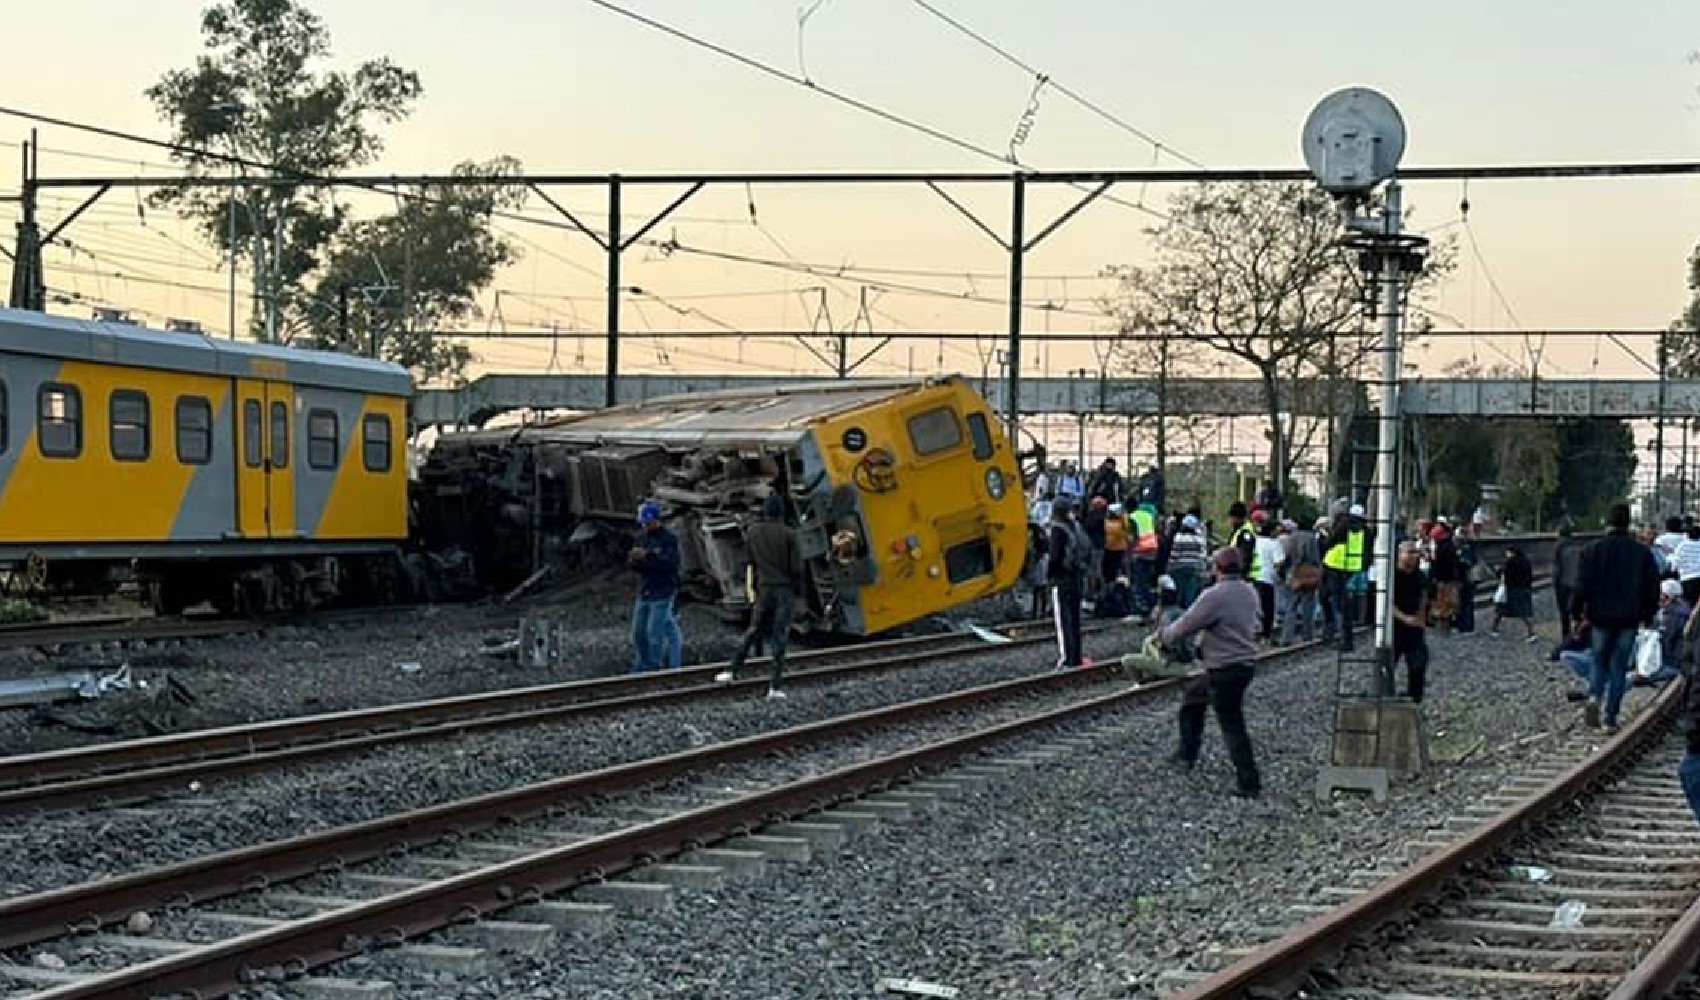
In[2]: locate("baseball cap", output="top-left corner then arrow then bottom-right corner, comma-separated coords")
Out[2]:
1182,514 -> 1201,530
1349,503 -> 1366,518
1663,579 -> 1683,598
638,501 -> 663,524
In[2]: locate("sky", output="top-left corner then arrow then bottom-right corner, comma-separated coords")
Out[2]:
3,0 -> 1700,389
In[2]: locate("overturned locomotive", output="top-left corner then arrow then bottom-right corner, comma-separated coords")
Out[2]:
415,376 -> 1029,635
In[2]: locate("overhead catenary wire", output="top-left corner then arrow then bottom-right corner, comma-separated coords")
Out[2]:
573,0 -> 1172,222
905,0 -> 1208,170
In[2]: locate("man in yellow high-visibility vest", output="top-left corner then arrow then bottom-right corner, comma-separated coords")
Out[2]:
1323,503 -> 1373,651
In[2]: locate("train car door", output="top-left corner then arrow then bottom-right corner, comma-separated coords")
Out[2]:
233,379 -> 298,539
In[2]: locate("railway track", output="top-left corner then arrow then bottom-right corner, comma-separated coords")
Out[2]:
1167,678 -> 1700,1000
0,616 -> 1096,817
0,653 -> 1182,999
0,572 -> 1549,819
0,577 -> 1561,999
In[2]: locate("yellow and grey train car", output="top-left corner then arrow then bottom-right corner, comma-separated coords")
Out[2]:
417,376 -> 1028,635
0,306 -> 412,613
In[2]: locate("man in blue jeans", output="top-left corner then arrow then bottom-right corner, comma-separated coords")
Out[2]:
628,500 -> 683,672
1571,503 -> 1660,733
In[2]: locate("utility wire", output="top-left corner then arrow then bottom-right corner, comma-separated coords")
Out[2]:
575,0 -> 1169,222
905,0 -> 1207,170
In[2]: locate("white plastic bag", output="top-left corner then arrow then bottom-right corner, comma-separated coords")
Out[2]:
1492,582 -> 1507,605
1633,628 -> 1663,678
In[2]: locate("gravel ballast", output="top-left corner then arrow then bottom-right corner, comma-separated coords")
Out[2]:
0,620 -> 1135,897
0,576 -> 1035,756
293,590 -> 1648,1000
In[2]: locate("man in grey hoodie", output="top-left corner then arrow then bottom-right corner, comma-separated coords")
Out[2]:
1159,547 -> 1263,798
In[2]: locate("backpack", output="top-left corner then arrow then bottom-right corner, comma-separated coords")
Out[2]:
1056,520 -> 1091,578
1289,563 -> 1322,592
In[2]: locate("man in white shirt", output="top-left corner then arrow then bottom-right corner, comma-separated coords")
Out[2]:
1254,523 -> 1287,641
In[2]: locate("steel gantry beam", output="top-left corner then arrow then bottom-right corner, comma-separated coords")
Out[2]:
411,372 -> 1700,427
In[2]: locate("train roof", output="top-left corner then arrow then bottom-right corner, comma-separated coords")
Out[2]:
532,376 -> 962,447
0,306 -> 412,396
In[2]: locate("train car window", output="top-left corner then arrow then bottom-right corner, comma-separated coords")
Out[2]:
0,380 -> 8,456
243,400 -> 263,468
109,390 -> 150,462
308,409 -> 339,470
175,396 -> 213,465
37,384 -> 81,458
966,411 -> 995,460
362,414 -> 392,473
906,406 -> 963,457
945,537 -> 995,584
270,401 -> 290,470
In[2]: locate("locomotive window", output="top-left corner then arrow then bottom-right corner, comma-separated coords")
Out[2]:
175,396 -> 213,465
308,409 -> 339,470
270,401 -> 290,470
945,536 -> 995,585
0,380 -> 7,455
243,400 -> 263,468
362,414 -> 392,473
37,384 -> 81,458
966,411 -> 995,461
109,390 -> 150,462
906,406 -> 963,457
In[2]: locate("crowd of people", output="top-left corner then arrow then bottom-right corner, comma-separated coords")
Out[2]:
623,462 -> 1700,821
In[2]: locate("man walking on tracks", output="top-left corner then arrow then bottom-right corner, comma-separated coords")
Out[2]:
716,493 -> 802,699
1049,496 -> 1092,669
1159,547 -> 1263,798
1572,503 -> 1660,733
628,501 -> 683,673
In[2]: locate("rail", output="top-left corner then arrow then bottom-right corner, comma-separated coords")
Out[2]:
1170,679 -> 1686,999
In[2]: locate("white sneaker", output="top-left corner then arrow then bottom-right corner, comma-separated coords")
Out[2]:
713,670 -> 734,684
765,688 -> 786,699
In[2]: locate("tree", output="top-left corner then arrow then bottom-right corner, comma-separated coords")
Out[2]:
147,0 -> 422,341
1414,361 -> 1635,528
308,159 -> 525,381
1109,182 -> 1450,489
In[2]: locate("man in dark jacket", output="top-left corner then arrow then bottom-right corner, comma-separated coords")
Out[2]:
1553,525 -> 1587,638
1136,464 -> 1166,511
716,493 -> 802,698
1088,458 -> 1124,504
1048,496 -> 1091,669
1571,503 -> 1660,731
629,500 -> 683,673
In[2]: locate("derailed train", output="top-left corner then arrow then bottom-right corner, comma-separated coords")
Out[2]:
415,377 -> 1032,635
0,304 -> 1031,633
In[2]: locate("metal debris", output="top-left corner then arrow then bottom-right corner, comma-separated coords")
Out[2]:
0,664 -> 134,710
